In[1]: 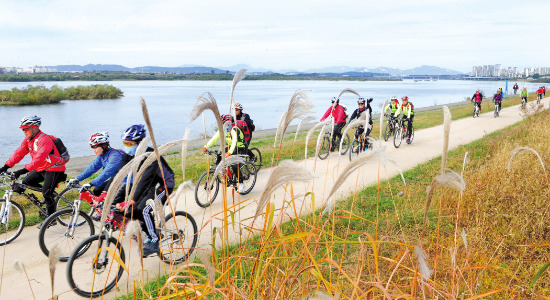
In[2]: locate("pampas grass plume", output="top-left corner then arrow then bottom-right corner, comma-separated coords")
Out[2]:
49,245 -> 61,299
507,146 -> 546,173
197,249 -> 216,288
336,88 -> 360,100
274,112 -> 286,147
442,106 -> 452,172
414,245 -> 432,280
461,228 -> 468,250
379,99 -> 388,140
295,116 -> 315,141
305,118 -> 332,158
126,220 -> 144,268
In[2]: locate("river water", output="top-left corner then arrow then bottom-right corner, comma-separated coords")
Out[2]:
0,79 -> 542,161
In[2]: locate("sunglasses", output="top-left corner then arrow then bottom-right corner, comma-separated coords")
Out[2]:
123,140 -> 135,147
21,128 -> 31,132
91,145 -> 100,149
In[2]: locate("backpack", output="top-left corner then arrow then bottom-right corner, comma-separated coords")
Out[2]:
340,104 -> 349,120
233,120 -> 251,143
48,135 -> 70,165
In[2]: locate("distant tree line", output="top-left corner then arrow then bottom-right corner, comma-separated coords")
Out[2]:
0,72 -> 400,82
0,84 -> 123,106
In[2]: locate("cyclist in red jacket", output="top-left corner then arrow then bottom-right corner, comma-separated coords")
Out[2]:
0,116 -> 66,224
320,97 -> 347,151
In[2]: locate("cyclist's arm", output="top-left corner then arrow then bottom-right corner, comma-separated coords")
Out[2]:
320,107 -> 332,121
90,150 -> 123,187
205,130 -> 221,149
228,128 -> 238,154
394,105 -> 401,118
407,107 -> 411,119
349,109 -> 358,121
77,156 -> 103,182
132,162 -> 158,201
5,139 -> 30,168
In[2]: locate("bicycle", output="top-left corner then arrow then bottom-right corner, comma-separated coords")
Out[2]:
0,171 -> 67,246
195,150 -> 257,208
393,117 -> 415,148
65,201 -> 198,297
493,101 -> 501,118
472,102 -> 481,118
318,129 -> 350,160
349,126 -> 373,161
383,115 -> 399,142
522,97 -> 527,107
246,146 -> 262,173
537,94 -> 542,105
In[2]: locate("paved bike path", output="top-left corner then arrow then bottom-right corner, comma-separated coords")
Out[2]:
0,99 -> 544,299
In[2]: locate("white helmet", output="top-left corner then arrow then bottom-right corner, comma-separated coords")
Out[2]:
88,132 -> 110,147
20,115 -> 41,128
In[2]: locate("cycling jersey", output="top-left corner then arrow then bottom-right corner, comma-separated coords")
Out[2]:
395,103 -> 414,118
205,127 -> 246,154
521,90 -> 528,97
6,131 -> 66,172
472,92 -> 483,103
77,148 -> 125,187
493,93 -> 502,102
321,105 -> 346,124
384,102 -> 399,115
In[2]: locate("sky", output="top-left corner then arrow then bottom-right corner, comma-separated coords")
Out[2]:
1,0 -> 549,73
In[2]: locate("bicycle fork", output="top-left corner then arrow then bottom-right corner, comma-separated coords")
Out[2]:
0,192 -> 13,225
66,199 -> 82,237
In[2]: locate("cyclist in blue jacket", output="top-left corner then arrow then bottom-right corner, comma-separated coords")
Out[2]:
68,132 -> 124,196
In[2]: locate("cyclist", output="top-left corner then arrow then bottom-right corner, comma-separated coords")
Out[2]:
513,83 -> 519,95
112,124 -> 175,257
537,87 -> 543,102
492,89 -> 503,111
202,114 -> 248,193
0,116 -> 67,226
67,132 -> 124,196
394,96 -> 415,144
543,86 -> 546,97
520,87 -> 528,104
384,97 -> 400,117
233,102 -> 256,161
349,97 -> 373,148
320,97 -> 346,151
471,89 -> 484,113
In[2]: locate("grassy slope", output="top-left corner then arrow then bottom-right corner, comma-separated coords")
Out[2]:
121,101 -> 550,298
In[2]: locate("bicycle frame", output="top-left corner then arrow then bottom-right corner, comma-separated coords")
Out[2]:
1,174 -> 50,219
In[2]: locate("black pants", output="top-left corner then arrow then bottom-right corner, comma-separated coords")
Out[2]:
474,102 -> 481,112
331,122 -> 346,149
132,186 -> 173,243
225,147 -> 247,183
404,116 -> 414,138
522,96 -> 527,102
22,170 -> 65,215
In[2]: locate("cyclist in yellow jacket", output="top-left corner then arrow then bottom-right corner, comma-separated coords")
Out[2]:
384,97 -> 400,117
394,96 -> 415,144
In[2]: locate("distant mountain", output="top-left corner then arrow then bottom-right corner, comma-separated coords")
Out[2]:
403,65 -> 464,76
51,64 -> 230,74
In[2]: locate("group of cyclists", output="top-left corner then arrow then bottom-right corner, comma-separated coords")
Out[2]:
471,85 -> 546,115
320,95 -> 416,148
1,118 -> 175,256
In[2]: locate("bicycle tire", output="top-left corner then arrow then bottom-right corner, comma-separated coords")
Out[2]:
408,126 -> 415,144
393,125 -> 403,148
318,135 -> 330,160
237,162 -> 257,195
339,133 -> 351,155
55,186 -> 94,226
66,234 -> 125,298
383,121 -> 392,141
494,105 -> 498,118
160,211 -> 198,264
247,147 -> 262,172
194,171 -> 220,208
349,139 -> 361,161
38,208 -> 95,261
0,199 -> 25,246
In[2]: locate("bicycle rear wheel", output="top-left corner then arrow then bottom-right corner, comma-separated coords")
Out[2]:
39,208 -> 95,261
393,125 -> 403,148
318,136 -> 330,160
237,162 -> 257,195
349,140 -> 361,161
194,171 -> 220,208
339,133 -> 350,155
0,200 -> 25,246
494,105 -> 498,118
247,147 -> 262,172
56,187 -> 95,226
409,126 -> 415,144
66,234 -> 126,298
383,121 -> 392,141
160,211 -> 198,263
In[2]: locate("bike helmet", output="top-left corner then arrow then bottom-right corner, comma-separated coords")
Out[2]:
402,96 -> 409,101
121,124 -> 146,141
233,102 -> 243,110
523,87 -> 527,90
221,114 -> 234,123
89,132 -> 110,147
357,97 -> 366,104
390,97 -> 398,103
19,115 -> 41,129
331,97 -> 339,104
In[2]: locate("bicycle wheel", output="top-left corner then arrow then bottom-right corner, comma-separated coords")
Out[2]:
237,162 -> 257,195
56,186 -> 95,226
66,234 -> 126,298
393,125 -> 403,148
194,171 -> 220,208
383,121 -> 392,141
318,135 -> 330,160
349,140 -> 361,161
494,105 -> 498,118
0,200 -> 25,246
409,126 -> 415,144
339,133 -> 351,155
39,208 -> 95,261
159,211 -> 198,264
247,147 -> 262,172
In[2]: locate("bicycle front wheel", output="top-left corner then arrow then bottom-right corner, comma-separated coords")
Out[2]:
318,136 -> 330,160
56,186 -> 95,226
0,199 -> 25,246
247,147 -> 262,172
383,121 -> 392,141
393,126 -> 403,148
39,208 -> 95,261
349,140 -> 361,161
194,171 -> 220,208
160,211 -> 198,264
409,126 -> 415,144
339,133 -> 351,155
494,105 -> 498,118
237,162 -> 257,195
66,234 -> 126,298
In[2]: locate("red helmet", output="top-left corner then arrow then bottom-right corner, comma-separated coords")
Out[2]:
401,96 -> 409,101
89,132 -> 109,147
221,114 -> 233,123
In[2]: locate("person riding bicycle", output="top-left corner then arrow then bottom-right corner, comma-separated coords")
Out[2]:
492,89 -> 503,111
537,87 -> 543,102
67,132 -> 124,197
320,97 -> 347,151
233,102 -> 256,161
202,114 -> 248,193
0,116 -> 67,227
471,89 -> 484,113
513,83 -> 519,94
112,124 -> 175,257
384,97 -> 400,118
394,96 -> 415,144
349,97 -> 373,148
521,87 -> 528,103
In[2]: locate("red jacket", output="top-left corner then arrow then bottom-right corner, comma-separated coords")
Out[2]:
321,105 -> 346,124
537,88 -> 543,94
6,131 -> 66,172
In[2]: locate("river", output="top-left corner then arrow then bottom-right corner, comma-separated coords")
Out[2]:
0,79 -> 542,161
